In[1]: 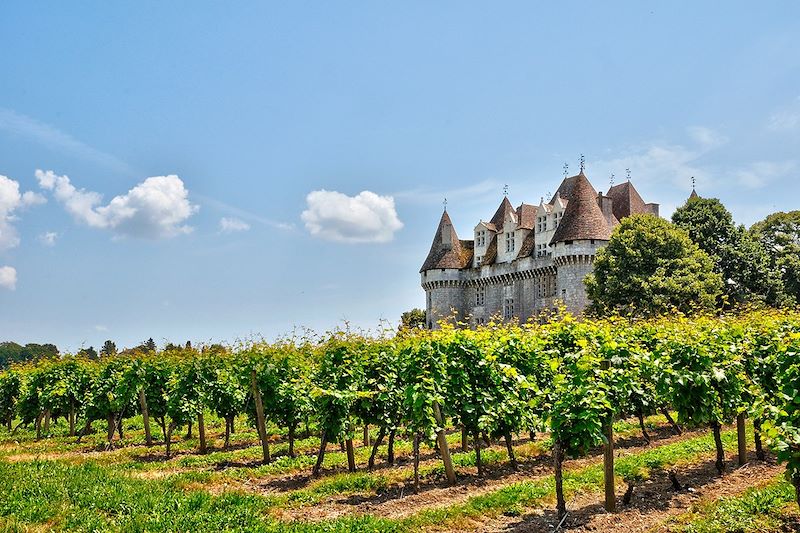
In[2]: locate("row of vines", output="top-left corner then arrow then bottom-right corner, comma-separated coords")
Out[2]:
1,310 -> 800,518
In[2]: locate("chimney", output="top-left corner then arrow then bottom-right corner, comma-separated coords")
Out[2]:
597,193 -> 614,219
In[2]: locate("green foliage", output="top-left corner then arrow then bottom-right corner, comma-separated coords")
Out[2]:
399,308 -> 426,331
673,196 -> 786,306
751,210 -> 800,304
2,310 -> 800,515
585,214 -> 723,316
0,342 -> 58,368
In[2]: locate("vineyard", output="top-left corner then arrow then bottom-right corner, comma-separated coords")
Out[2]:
2,309 -> 800,532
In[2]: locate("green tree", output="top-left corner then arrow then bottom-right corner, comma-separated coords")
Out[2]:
400,308 -> 426,330
144,338 -> 157,352
751,210 -> 800,304
585,214 -> 722,316
77,346 -> 98,360
672,197 -> 785,306
100,340 -> 117,357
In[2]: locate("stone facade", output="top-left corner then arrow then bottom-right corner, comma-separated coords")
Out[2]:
420,172 -> 658,328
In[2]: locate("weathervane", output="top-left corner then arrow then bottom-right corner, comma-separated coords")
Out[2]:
503,184 -> 509,197
563,162 -> 569,178
579,154 -> 585,172
610,173 -> 615,187
691,176 -> 696,190
443,197 -> 447,212
626,168 -> 631,182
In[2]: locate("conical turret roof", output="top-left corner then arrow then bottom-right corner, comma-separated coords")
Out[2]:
420,211 -> 473,272
550,172 -> 613,244
689,188 -> 699,200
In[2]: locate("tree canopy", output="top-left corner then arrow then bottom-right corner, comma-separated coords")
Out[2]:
751,210 -> 800,304
672,196 -> 785,306
0,342 -> 59,369
400,308 -> 426,330
585,214 -> 722,316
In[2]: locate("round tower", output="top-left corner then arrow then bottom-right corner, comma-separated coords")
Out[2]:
420,210 -> 471,328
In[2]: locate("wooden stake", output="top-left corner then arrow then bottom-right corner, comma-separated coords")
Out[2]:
554,438 -> 566,519
413,433 -> 421,491
346,438 -> 356,472
139,389 -> 152,446
737,413 -> 747,466
251,370 -> 271,463
602,359 -> 616,512
432,402 -> 456,484
198,412 -> 207,454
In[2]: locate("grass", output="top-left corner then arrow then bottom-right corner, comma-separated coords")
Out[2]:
675,476 -> 797,533
0,415 -> 777,532
0,459 -> 401,532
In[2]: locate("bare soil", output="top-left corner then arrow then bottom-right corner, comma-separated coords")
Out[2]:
271,427 -> 709,523
477,453 -> 785,533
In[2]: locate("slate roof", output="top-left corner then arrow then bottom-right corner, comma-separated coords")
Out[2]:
550,172 -> 613,243
689,188 -> 700,200
481,234 -> 498,265
606,181 -> 648,221
420,211 -> 474,272
549,175 -> 580,204
516,203 -> 537,230
517,230 -> 537,258
489,197 -> 517,229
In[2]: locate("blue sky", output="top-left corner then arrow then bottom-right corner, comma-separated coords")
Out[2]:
1,2 -> 799,352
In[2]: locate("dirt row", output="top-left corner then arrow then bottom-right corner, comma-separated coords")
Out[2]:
479,454 -> 785,532
269,426 -> 710,523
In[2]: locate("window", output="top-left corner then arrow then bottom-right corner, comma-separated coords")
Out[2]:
505,232 -> 515,253
476,286 -> 485,306
475,255 -> 483,266
590,239 -> 595,245
564,240 -> 573,245
475,317 -> 485,326
475,230 -> 486,247
503,298 -> 515,319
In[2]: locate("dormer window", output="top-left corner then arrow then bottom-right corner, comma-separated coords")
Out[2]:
505,232 -> 515,253
475,230 -> 487,247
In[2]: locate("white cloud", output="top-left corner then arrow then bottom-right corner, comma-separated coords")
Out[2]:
94,324 -> 108,332
393,179 -> 500,207
768,97 -> 800,131
0,266 -> 16,290
0,174 -> 45,250
734,161 -> 795,189
36,170 -> 199,239
21,191 -> 46,207
194,193 -> 294,231
687,126 -> 727,149
301,190 -> 404,243
219,217 -> 251,233
39,231 -> 58,246
0,108 -> 133,175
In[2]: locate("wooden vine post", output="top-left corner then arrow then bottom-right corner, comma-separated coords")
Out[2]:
601,359 -> 616,512
432,401 -> 456,484
736,412 -> 747,466
139,389 -> 153,446
198,412 -> 207,454
251,369 -> 271,463
345,438 -> 356,472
